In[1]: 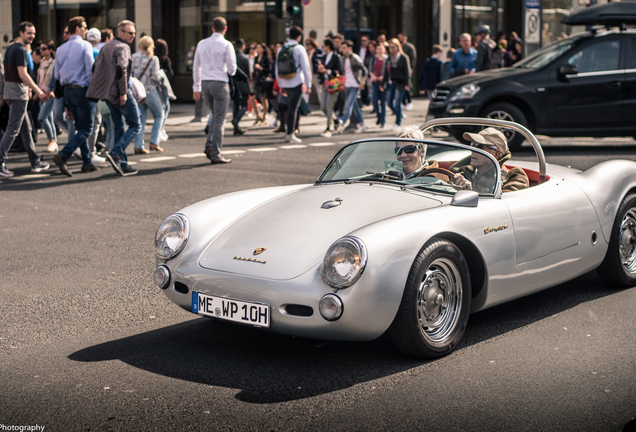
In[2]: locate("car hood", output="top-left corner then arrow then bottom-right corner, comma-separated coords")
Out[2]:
442,67 -> 532,87
198,183 -> 442,280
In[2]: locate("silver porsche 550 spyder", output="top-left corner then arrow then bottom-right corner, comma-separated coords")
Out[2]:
153,118 -> 636,359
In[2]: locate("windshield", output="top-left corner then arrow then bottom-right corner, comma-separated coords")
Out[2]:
513,36 -> 585,69
318,139 -> 501,196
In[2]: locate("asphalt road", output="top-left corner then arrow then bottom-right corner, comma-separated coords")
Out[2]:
1,100 -> 635,431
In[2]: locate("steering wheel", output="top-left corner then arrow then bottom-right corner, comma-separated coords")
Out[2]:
418,167 -> 456,178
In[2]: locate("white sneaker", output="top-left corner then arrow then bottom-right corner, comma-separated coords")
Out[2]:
159,129 -> 169,142
91,152 -> 106,164
405,103 -> 414,111
320,130 -> 332,138
392,124 -> 401,132
284,133 -> 302,143
354,124 -> 366,134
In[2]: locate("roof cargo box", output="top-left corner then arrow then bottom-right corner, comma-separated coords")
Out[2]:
561,2 -> 636,26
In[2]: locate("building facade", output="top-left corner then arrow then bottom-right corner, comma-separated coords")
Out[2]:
1,0 -> 621,100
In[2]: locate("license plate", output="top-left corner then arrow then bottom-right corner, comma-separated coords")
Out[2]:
192,292 -> 270,328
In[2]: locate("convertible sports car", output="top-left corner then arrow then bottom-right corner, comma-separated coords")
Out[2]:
153,118 -> 636,358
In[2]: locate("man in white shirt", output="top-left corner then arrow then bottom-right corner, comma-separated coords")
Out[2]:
193,16 -> 237,164
275,25 -> 312,144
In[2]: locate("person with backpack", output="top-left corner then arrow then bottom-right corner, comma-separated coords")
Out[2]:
275,25 -> 312,144
474,25 -> 496,72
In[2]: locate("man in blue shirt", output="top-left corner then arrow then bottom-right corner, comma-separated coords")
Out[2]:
449,33 -> 477,78
52,16 -> 97,176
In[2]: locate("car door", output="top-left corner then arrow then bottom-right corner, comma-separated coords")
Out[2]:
544,37 -> 624,133
623,36 -> 636,132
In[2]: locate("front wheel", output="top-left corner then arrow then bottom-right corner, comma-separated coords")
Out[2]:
389,238 -> 471,358
480,102 -> 527,152
597,193 -> 636,287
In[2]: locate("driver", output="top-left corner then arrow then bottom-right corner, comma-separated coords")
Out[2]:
450,127 -> 529,193
396,128 -> 455,182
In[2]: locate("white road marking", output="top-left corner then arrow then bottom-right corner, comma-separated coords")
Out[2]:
221,150 -> 246,154
247,148 -> 278,152
279,145 -> 307,149
139,157 -> 176,162
309,142 -> 336,147
178,153 -> 207,158
10,174 -> 51,180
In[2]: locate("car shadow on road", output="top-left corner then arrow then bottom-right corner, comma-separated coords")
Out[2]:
68,270 -> 621,404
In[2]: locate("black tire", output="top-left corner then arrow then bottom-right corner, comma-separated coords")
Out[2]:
389,238 -> 471,359
597,193 -> 636,287
480,102 -> 527,152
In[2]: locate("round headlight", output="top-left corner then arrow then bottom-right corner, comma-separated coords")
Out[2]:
321,237 -> 367,289
319,294 -> 343,321
153,265 -> 171,289
155,214 -> 189,259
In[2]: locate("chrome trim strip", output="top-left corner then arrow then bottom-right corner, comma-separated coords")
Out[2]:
567,69 -> 623,78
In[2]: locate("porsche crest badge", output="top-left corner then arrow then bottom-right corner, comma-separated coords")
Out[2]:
253,247 -> 267,255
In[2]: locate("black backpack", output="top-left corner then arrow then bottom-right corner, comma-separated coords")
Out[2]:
277,45 -> 297,79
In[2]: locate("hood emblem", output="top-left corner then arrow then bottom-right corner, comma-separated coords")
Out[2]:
253,247 -> 267,255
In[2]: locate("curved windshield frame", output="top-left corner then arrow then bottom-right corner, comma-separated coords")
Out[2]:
317,138 -> 501,197
513,35 -> 587,69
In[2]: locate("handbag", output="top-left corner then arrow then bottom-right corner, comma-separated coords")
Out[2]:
130,77 -> 147,105
326,73 -> 345,94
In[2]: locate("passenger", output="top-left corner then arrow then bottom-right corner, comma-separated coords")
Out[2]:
450,127 -> 529,193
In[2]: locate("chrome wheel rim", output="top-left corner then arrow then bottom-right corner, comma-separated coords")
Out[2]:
486,110 -> 516,142
417,258 -> 463,344
619,208 -> 636,275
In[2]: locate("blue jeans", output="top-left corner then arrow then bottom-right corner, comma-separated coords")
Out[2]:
54,96 -> 75,139
386,83 -> 405,126
59,87 -> 96,165
134,90 -> 165,149
106,89 -> 141,165
160,90 -> 170,129
372,83 -> 387,127
38,99 -> 56,140
337,87 -> 364,126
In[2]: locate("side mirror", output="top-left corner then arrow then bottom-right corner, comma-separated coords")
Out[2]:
558,64 -> 578,79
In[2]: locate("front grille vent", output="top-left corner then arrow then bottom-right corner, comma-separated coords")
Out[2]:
285,304 -> 313,317
174,282 -> 189,294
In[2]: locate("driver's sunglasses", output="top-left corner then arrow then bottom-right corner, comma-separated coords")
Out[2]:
394,145 -> 420,155
471,141 -> 498,152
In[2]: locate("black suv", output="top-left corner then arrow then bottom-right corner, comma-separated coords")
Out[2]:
427,2 -> 636,150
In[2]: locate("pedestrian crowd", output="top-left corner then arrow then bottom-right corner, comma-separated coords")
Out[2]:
0,17 -> 175,177
1,16 -> 528,176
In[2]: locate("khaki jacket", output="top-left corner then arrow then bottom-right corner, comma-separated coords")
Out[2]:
450,152 -> 529,193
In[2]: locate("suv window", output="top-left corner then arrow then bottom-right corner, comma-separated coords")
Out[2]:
566,40 -> 620,73
513,38 -> 579,69
628,37 -> 636,69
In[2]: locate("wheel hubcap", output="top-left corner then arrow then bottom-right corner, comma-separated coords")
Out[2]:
417,258 -> 463,344
486,110 -> 516,141
619,209 -> 636,274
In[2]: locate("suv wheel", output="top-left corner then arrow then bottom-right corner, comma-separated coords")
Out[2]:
480,103 -> 527,152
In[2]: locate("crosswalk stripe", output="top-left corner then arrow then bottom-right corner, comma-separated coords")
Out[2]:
279,145 -> 307,149
10,173 -> 51,180
309,142 -> 336,147
247,148 -> 278,152
178,153 -> 207,158
221,150 -> 246,154
139,156 -> 177,162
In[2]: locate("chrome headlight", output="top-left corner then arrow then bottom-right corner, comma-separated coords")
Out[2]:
321,237 -> 367,289
155,214 -> 189,259
448,83 -> 480,101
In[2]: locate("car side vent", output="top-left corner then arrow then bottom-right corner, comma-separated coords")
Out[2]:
174,282 -> 189,294
285,304 -> 314,317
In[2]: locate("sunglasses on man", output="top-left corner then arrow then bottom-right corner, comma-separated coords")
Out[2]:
471,142 -> 498,152
394,144 -> 420,155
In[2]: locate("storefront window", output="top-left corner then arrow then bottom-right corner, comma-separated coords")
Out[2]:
453,0 -> 504,44
542,0 -> 572,46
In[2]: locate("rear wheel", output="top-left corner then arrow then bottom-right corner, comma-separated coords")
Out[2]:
389,238 -> 471,358
597,193 -> 636,287
480,102 -> 527,152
